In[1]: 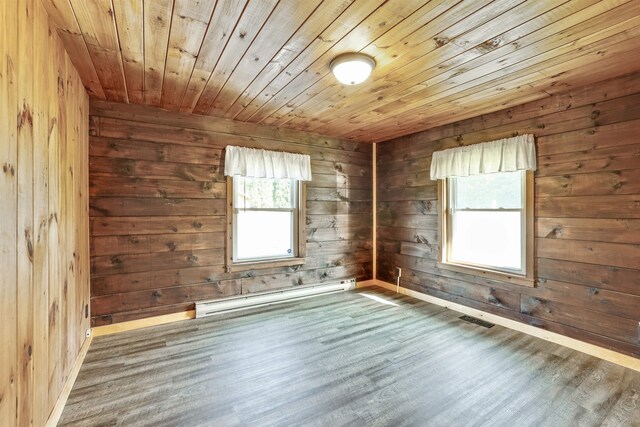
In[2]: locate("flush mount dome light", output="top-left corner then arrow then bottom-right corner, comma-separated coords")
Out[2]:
330,53 -> 376,85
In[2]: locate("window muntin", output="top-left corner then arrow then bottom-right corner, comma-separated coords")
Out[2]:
232,176 -> 299,262
445,170 -> 527,275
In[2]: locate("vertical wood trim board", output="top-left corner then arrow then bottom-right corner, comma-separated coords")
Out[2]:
372,143 -> 377,280
0,1 -> 91,425
88,101 -> 373,326
376,71 -> 640,359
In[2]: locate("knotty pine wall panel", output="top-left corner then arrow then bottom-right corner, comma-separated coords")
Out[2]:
0,1 -> 90,425
89,101 -> 373,326
376,72 -> 640,358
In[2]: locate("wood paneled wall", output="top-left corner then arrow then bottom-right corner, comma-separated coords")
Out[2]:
377,72 -> 640,358
88,101 -> 373,326
0,1 -> 90,425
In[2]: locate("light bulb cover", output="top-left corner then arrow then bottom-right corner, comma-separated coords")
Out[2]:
330,53 -> 375,85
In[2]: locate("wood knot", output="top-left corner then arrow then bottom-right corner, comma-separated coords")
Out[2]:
434,37 -> 448,47
476,37 -> 502,53
187,255 -> 198,262
24,229 -> 33,262
166,242 -> 177,252
414,235 -> 432,249
590,110 -> 600,120
17,102 -> 33,130
152,290 -> 162,298
3,163 -> 15,176
545,226 -> 563,238
451,68 -> 467,78
192,221 -> 202,229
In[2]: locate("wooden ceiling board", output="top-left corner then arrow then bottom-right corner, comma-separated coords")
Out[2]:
143,0 -> 173,106
360,38 -> 640,143
322,0 -> 637,138
247,0 -> 431,125
46,0 -> 640,142
285,0 -> 573,132
221,0 -> 358,120
326,0 -> 599,132
159,0 -> 216,110
192,0 -> 280,115
264,0 -> 478,127
112,0 -> 144,103
204,0 -> 322,117
343,3 -> 640,141
229,0 -> 388,122
68,0 -> 128,102
180,0 -> 249,113
280,0 -> 539,130
40,0 -> 105,98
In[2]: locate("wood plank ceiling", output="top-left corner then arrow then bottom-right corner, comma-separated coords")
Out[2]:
42,0 -> 640,142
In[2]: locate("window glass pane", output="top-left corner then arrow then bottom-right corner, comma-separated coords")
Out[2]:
236,211 -> 294,260
235,176 -> 294,209
453,171 -> 522,209
450,211 -> 522,271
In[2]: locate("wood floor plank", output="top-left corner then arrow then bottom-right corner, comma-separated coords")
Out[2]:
59,288 -> 640,426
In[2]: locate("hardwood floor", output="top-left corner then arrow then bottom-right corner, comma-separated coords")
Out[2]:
59,288 -> 640,426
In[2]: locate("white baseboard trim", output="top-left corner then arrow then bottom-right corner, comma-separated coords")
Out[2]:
45,333 -> 93,427
358,279 -> 640,372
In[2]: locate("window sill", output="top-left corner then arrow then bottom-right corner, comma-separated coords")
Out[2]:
437,261 -> 535,288
226,257 -> 306,273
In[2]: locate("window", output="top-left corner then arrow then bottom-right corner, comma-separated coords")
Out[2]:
223,145 -> 311,272
226,175 -> 306,271
439,170 -> 534,286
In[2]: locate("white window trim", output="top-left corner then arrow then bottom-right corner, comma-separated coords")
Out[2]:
225,176 -> 306,272
437,171 -> 535,287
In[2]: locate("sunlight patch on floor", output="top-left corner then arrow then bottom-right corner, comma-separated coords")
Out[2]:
359,292 -> 399,306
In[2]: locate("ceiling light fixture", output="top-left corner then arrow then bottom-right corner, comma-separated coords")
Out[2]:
330,53 -> 376,85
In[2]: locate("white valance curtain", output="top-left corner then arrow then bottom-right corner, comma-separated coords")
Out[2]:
224,145 -> 313,181
429,134 -> 536,180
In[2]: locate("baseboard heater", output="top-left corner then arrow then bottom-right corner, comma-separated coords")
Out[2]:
195,278 -> 357,318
